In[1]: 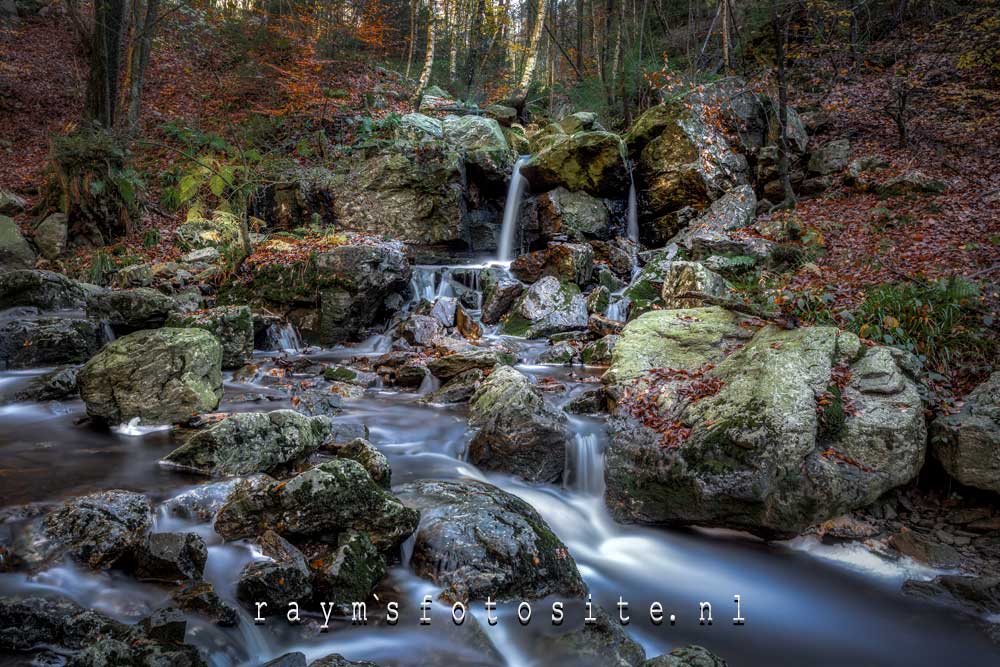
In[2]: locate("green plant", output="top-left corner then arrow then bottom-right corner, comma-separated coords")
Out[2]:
853,276 -> 994,375
142,227 -> 161,249
88,250 -> 115,285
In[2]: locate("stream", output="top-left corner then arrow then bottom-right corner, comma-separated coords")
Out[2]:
2,264 -> 999,666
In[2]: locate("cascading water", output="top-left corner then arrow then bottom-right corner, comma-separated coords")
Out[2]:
497,156 -> 530,261
626,169 -> 639,244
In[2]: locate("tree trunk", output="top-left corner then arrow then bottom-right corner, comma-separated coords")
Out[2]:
85,0 -> 127,129
405,0 -> 417,79
770,0 -> 795,209
412,0 -> 439,110
120,0 -> 159,133
576,0 -> 584,73
721,0 -> 730,72
509,0 -> 547,115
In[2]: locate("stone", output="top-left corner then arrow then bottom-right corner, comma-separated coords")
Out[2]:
643,645 -> 728,667
166,305 -> 254,369
547,605 -> 646,667
78,328 -> 223,425
890,528 -> 962,568
215,460 -> 419,550
396,112 -> 443,141
397,479 -> 586,601
485,104 -> 517,127
132,531 -> 207,582
808,139 -> 851,175
468,366 -> 570,483
510,242 -> 594,285
0,269 -> 90,310
502,276 -> 588,338
581,335 -> 618,366
38,490 -> 152,569
162,410 -> 333,477
424,368 -> 483,404
237,531 -> 313,608
903,575 -> 1000,615
559,111 -> 604,134
8,365 -> 78,402
931,372 -> 1000,493
428,296 -> 458,327
660,261 -> 730,309
538,341 -> 577,365
172,581 -> 240,626
480,268 -> 524,324
0,316 -> 102,370
586,285 -> 610,314
443,114 -> 516,183
426,348 -> 516,379
140,607 -> 187,643
0,190 -> 27,216
309,655 -> 382,667
0,215 -> 34,270
330,438 -> 391,489
33,212 -> 68,260
308,531 -> 387,605
398,314 -> 444,346
523,187 -> 611,242
521,131 -> 629,197
86,287 -> 178,334
877,170 -> 946,196
260,654 -> 308,667
604,324 -> 927,537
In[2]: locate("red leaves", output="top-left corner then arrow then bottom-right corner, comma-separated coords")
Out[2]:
619,364 -> 724,450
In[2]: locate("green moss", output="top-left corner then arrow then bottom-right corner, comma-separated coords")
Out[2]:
324,366 -> 358,382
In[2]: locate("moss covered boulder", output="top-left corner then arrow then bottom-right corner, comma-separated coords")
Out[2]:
521,131 -> 628,197
468,366 -> 571,483
162,410 -> 332,477
166,305 -> 253,369
522,187 -> 611,242
396,479 -> 586,601
86,287 -> 180,335
502,275 -> 588,338
931,372 -> 1000,493
604,324 -> 927,537
510,242 -> 594,286
0,269 -> 91,311
0,215 -> 35,270
443,114 -> 516,184
78,328 -> 223,424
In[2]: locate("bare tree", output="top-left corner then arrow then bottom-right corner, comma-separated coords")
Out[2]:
412,0 -> 441,109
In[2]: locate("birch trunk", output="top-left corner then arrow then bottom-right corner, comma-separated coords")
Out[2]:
509,0 -> 547,113
411,0 -> 440,110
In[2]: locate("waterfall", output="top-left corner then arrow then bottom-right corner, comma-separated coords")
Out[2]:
498,156 -> 530,261
271,322 -> 302,352
566,431 -> 604,494
626,163 -> 639,244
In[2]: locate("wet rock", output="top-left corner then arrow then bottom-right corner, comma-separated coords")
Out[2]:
85,287 -> 179,334
310,654 -> 382,667
132,531 -> 208,582
330,438 -> 391,489
548,605 -> 646,667
424,368 -> 483,403
172,581 -> 240,626
890,528 -> 962,568
629,103 -> 748,221
238,530 -> 314,608
0,596 -> 131,652
604,324 -> 927,537
480,268 -> 524,324
586,285 -> 610,315
10,365 -> 78,402
38,490 -> 152,569
521,131 -> 629,197
427,296 -> 457,327
643,645 -> 728,667
323,365 -> 379,388
140,606 -> 187,643
808,139 -> 851,175
78,328 -> 223,424
308,531 -> 387,606
523,187 -> 611,242
502,276 -> 588,338
0,269 -> 91,311
163,410 -> 332,476
931,371 -> 1000,493
162,478 -> 249,522
903,575 -> 1000,614
581,335 -> 618,366
166,305 -> 254,369
33,212 -> 68,260
69,636 -> 206,667
261,654 -> 308,667
565,387 -> 607,414
426,348 -> 516,379
589,314 -> 624,337
0,316 -> 102,370
455,302 -> 481,339
538,341 -> 577,365
397,479 -> 586,601
510,242 -> 594,286
0,214 -> 34,270
620,251 -> 675,315
660,261 -> 730,309
215,461 -> 418,550
468,366 -> 570,483
398,314 -> 444,346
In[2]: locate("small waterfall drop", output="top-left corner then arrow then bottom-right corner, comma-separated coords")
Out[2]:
498,156 -> 530,261
565,431 -> 604,494
626,174 -> 639,244
272,321 -> 302,352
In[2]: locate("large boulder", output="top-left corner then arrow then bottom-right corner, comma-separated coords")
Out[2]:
166,305 -> 253,369
629,103 -> 748,221
162,410 -> 333,477
78,328 -> 223,424
237,238 -> 411,345
931,372 -> 1000,493
0,315 -> 102,370
425,347 -> 516,379
604,324 -> 927,537
0,269 -> 90,310
521,187 -> 611,242
501,275 -> 588,338
85,287 -> 179,334
480,268 -> 524,324
214,459 -> 419,550
510,242 -> 594,285
442,114 -> 516,183
33,212 -> 68,260
0,215 -> 34,270
808,139 -> 851,176
36,490 -> 152,569
521,131 -> 628,197
396,479 -> 586,601
660,261 -> 731,309
468,366 -> 571,483
237,530 -> 313,608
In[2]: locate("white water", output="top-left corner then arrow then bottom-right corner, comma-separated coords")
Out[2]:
112,416 -> 173,437
498,156 -> 530,261
627,180 -> 639,243
268,321 -> 302,352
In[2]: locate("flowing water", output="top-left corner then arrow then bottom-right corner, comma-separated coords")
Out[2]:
498,157 -> 530,262
626,170 -> 639,244
2,330 -> 999,665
